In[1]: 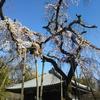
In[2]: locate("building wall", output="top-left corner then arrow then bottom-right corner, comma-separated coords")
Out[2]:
24,93 -> 35,100
43,91 -> 61,100
24,91 -> 61,100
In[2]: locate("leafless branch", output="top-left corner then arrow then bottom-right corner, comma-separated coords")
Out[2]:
43,55 -> 68,81
0,0 -> 6,20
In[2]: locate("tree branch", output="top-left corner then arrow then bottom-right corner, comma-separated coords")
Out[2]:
0,0 -> 6,8
68,14 -> 97,30
0,0 -> 6,20
43,55 -> 68,81
66,57 -> 77,87
59,35 -> 73,57
55,0 -> 63,31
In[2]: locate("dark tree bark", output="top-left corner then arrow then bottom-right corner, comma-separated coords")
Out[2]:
0,0 -> 6,20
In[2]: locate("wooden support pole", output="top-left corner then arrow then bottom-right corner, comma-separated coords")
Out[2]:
21,49 -> 26,100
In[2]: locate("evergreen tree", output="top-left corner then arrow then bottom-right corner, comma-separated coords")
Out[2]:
0,69 -> 10,100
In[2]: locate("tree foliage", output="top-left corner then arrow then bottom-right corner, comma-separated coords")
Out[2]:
73,76 -> 100,100
74,76 -> 95,88
0,69 -> 10,100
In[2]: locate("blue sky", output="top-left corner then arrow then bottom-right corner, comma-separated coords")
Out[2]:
3,0 -> 100,46
2,0 -> 100,74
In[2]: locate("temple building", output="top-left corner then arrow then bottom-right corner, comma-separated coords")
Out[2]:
6,69 -> 91,100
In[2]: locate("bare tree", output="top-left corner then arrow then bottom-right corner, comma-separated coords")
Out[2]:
0,0 -> 100,100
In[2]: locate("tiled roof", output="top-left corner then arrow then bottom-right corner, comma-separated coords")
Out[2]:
6,69 -> 92,92
6,72 -> 63,90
